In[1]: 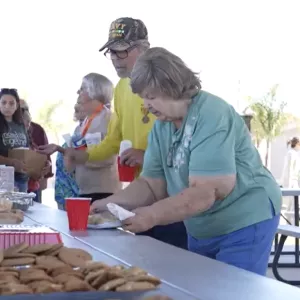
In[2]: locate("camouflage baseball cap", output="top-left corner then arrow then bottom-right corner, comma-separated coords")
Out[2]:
99,17 -> 148,52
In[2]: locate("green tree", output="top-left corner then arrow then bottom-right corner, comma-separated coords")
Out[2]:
247,84 -> 288,167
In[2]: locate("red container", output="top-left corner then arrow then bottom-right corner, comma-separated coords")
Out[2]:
65,197 -> 91,231
0,225 -> 62,249
117,156 -> 135,182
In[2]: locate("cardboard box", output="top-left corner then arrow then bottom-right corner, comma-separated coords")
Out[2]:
8,148 -> 47,179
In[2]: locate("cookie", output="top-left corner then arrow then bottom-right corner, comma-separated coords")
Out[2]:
65,270 -> 85,280
82,261 -> 109,275
0,275 -> 19,284
85,269 -> 107,284
126,275 -> 161,285
58,247 -> 92,267
0,271 -> 19,278
50,265 -> 74,277
1,257 -> 35,267
4,242 -> 29,255
22,244 -> 55,254
116,281 -> 156,292
52,269 -> 84,280
0,280 -> 16,286
107,269 -> 126,280
4,253 -> 36,259
98,278 -> 127,291
32,282 -> 63,294
0,267 -> 19,272
110,265 -> 126,271
91,270 -> 109,288
125,266 -> 148,276
19,269 -> 53,284
64,278 -> 92,292
30,265 -> 49,271
41,243 -> 64,256
28,280 -> 55,289
36,255 -> 66,270
0,283 -> 33,295
53,274 -> 79,284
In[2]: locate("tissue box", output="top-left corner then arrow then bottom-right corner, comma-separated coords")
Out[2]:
8,148 -> 47,179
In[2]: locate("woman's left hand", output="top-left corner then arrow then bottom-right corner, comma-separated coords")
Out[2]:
122,206 -> 156,233
120,149 -> 145,167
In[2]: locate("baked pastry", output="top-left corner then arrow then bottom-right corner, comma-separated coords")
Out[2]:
0,242 -> 161,295
0,197 -> 13,212
88,211 -> 118,225
0,210 -> 24,224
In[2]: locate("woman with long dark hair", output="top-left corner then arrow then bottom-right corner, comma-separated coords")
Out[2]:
0,88 -> 29,192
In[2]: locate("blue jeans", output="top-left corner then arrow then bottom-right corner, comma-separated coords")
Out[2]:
15,179 -> 28,193
188,201 -> 279,275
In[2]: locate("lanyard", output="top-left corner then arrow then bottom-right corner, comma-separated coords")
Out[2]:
81,104 -> 104,137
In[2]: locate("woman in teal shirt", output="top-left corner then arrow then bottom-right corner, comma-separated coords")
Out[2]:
89,47 -> 282,275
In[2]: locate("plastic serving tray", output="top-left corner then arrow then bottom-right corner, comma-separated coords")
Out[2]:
0,225 -> 62,249
0,290 -> 164,300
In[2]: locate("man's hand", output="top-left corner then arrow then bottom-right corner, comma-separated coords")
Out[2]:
37,144 -> 58,155
122,206 -> 156,233
120,148 -> 145,167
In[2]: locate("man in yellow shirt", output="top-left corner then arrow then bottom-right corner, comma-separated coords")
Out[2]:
65,17 -> 187,249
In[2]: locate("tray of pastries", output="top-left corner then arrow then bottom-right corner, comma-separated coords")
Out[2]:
0,242 -> 169,299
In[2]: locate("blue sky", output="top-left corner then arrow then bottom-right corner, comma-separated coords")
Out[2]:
1,0 -> 299,116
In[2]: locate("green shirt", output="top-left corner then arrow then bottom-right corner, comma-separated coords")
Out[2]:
141,91 -> 282,239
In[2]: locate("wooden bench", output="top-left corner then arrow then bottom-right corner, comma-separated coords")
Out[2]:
272,224 -> 300,285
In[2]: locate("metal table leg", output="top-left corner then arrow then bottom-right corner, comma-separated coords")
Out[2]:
269,196 -> 300,268
294,196 -> 299,264
272,234 -> 300,286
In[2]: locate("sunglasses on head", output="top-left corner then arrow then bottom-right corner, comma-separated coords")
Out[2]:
1,88 -> 18,93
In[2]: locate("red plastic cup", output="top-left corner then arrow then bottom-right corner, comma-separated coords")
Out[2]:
65,197 -> 91,231
117,156 -> 135,182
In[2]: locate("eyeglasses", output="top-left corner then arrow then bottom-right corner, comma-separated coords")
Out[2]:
104,44 -> 138,60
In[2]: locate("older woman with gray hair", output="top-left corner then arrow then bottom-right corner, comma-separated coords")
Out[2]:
39,73 -> 120,204
90,47 -> 282,275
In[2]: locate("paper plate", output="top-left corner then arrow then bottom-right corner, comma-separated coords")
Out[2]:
87,220 -> 122,229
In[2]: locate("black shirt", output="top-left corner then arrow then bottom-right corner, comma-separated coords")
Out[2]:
0,121 -> 29,181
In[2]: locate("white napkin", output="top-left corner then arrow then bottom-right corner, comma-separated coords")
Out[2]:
106,203 -> 135,221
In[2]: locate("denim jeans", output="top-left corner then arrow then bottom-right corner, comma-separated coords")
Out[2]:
188,199 -> 279,275
15,179 -> 28,193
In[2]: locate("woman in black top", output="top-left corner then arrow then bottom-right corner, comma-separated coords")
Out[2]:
0,88 -> 29,192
